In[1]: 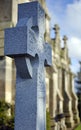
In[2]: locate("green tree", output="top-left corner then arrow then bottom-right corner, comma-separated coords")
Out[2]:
0,100 -> 14,129
46,110 -> 51,130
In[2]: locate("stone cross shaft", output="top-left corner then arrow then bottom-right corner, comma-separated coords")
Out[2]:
4,2 -> 52,130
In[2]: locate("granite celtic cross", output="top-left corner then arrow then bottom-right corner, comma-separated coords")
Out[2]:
5,2 -> 52,130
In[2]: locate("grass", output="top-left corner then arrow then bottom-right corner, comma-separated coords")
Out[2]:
74,124 -> 81,130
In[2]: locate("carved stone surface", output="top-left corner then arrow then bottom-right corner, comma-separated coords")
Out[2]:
0,0 -> 12,22
5,2 -> 52,130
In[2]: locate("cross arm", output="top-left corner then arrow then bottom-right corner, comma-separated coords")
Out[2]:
44,42 -> 52,66
4,24 -> 37,57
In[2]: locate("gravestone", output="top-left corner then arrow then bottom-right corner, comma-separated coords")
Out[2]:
4,1 -> 52,130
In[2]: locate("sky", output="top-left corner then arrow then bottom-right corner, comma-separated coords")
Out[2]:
46,0 -> 81,74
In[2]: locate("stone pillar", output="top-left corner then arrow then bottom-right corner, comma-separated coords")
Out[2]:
46,67 -> 56,130
62,35 -> 68,60
11,60 -> 16,104
49,74 -> 56,130
46,77 -> 50,111
0,57 -> 5,99
46,66 -> 64,130
57,67 -> 66,130
63,69 -> 74,128
63,36 -> 68,49
45,14 -> 50,43
5,57 -> 13,103
53,24 -> 61,52
52,71 -> 59,114
51,25 -> 66,129
70,73 -> 80,124
58,67 -> 63,94
52,67 -> 66,130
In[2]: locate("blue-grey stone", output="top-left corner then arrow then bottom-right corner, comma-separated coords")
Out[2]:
4,1 -> 52,130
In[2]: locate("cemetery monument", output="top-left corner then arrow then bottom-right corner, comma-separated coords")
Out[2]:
5,2 -> 52,130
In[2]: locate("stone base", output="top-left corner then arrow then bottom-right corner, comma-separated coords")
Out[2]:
61,119 -> 67,130
65,113 -> 74,128
56,121 -> 66,130
66,122 -> 74,128
65,118 -> 74,128
50,119 -> 57,130
50,118 -> 67,130
73,112 -> 80,124
74,117 -> 80,124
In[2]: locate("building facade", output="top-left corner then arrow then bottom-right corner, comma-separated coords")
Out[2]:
46,25 -> 80,129
75,62 -> 81,121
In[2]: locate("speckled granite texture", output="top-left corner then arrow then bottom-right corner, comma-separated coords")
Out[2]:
5,1 -> 52,130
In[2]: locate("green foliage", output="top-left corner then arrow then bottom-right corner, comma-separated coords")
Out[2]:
5,114 -> 14,129
0,101 -> 51,130
46,110 -> 51,130
74,123 -> 81,130
0,100 -> 14,129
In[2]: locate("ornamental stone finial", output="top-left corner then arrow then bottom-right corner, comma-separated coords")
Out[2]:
63,35 -> 68,45
53,24 -> 61,48
53,24 -> 60,34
